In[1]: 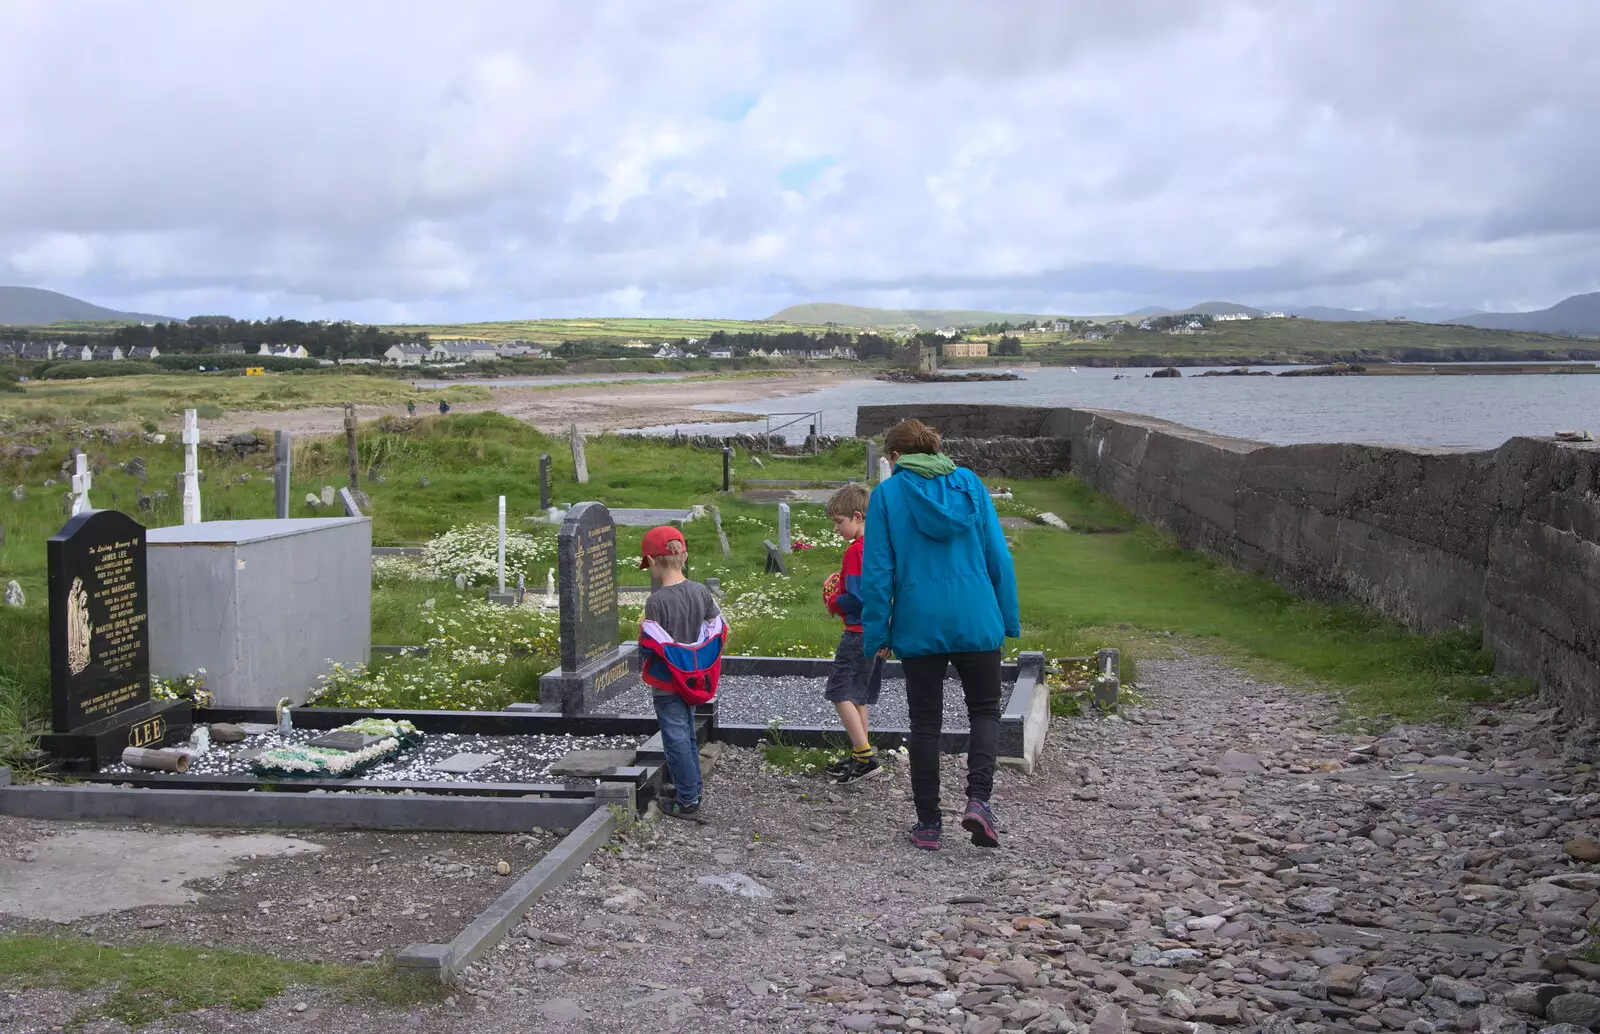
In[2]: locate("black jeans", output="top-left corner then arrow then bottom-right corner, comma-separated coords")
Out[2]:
901,650 -> 1003,826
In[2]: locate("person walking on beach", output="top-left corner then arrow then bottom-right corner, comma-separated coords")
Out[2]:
860,419 -> 1020,851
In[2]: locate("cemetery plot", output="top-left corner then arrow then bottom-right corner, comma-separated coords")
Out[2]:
98,723 -> 645,785
0,820 -> 566,968
601,672 -> 1014,732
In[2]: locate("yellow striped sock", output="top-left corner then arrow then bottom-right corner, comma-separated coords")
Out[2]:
853,746 -> 876,761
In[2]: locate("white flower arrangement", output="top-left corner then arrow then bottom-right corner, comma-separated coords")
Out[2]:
252,737 -> 400,777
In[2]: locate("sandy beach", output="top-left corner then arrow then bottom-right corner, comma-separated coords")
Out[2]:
200,370 -> 864,439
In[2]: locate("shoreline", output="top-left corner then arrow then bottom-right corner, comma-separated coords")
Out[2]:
195,369 -> 866,439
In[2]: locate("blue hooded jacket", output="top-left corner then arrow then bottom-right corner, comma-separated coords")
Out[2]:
860,461 -> 1021,659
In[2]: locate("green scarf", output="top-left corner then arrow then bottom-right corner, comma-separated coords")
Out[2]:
894,453 -> 957,478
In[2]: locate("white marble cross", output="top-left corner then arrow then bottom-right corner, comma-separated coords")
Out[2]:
181,408 -> 202,525
69,454 -> 93,515
496,495 -> 507,594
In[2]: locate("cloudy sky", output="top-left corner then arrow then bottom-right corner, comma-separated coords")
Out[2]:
2,0 -> 1597,322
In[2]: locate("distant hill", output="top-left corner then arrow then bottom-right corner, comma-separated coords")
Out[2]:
1445,292 -> 1600,336
0,286 -> 176,326
1127,301 -> 1268,318
766,303 -> 1055,330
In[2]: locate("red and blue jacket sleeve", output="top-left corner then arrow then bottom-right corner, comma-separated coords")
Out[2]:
825,538 -> 865,628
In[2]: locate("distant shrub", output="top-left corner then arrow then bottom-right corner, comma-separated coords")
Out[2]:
39,361 -> 162,380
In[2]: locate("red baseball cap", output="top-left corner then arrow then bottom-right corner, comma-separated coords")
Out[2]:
640,525 -> 687,568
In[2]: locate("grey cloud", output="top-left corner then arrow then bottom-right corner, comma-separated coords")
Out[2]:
1,0 -> 1597,320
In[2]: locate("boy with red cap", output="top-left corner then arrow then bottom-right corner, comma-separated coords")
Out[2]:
637,525 -> 726,820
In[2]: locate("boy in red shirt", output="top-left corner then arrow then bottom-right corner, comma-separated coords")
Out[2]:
822,483 -> 885,785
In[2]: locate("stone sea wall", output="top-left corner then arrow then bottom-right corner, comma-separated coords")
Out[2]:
857,403 -> 1600,715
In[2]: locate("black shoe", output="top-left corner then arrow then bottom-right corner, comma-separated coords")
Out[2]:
834,757 -> 887,786
660,798 -> 705,823
824,755 -> 852,777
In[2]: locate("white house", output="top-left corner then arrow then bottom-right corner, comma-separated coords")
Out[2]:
654,344 -> 687,359
258,344 -> 309,359
384,344 -> 429,367
128,345 -> 160,360
497,344 -> 544,359
429,342 -> 496,363
708,348 -> 734,359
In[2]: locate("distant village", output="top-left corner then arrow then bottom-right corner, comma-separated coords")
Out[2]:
0,308 -> 1294,370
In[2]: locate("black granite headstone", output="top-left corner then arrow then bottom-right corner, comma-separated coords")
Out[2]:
539,453 -> 552,511
539,501 -> 636,713
763,539 -> 788,576
558,502 -> 618,671
40,509 -> 188,769
722,446 -> 731,492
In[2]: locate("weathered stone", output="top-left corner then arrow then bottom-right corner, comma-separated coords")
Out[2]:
1506,986 -> 1567,1018
1193,999 -> 1243,1025
1563,838 -> 1600,863
207,723 -> 246,744
1544,995 -> 1600,1029
1089,1004 -> 1129,1034
1217,750 -> 1265,775
893,967 -> 947,988
1324,964 -> 1366,994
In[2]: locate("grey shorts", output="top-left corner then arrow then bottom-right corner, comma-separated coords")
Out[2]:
824,630 -> 884,705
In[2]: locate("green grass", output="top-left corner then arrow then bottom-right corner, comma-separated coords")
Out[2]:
1,372 -> 490,427
0,934 -> 441,1029
1005,477 -> 1529,724
0,412 -> 1529,769
379,315 -> 838,344
1000,317 -> 1594,365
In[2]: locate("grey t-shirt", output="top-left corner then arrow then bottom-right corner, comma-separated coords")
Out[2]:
644,580 -> 722,644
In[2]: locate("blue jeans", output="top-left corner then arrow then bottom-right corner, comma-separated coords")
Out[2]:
652,692 -> 702,807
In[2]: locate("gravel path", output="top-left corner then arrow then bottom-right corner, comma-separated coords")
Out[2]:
602,674 -> 1016,730
9,655 -> 1600,1034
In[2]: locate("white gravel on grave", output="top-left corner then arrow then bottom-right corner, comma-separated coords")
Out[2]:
98,729 -> 644,784
601,674 -> 1015,730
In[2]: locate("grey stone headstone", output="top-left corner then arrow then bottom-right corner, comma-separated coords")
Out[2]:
320,485 -> 336,507
11,485 -> 25,501
557,502 -> 617,672
304,492 -> 320,509
306,729 -> 385,752
3,580 -> 22,607
609,508 -> 693,527
432,751 -> 500,774
712,506 -> 731,558
776,502 -> 791,554
273,431 -> 291,520
539,453 -> 552,511
763,539 -> 788,576
338,487 -> 363,517
866,442 -> 879,482
569,425 -> 589,485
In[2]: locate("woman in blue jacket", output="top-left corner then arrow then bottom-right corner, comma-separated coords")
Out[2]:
861,419 -> 1021,851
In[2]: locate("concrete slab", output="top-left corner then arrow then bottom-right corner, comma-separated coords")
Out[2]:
0,829 -> 322,921
549,749 -> 639,777
431,752 -> 500,775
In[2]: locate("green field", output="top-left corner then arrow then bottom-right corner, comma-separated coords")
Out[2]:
379,315 -> 836,344
0,372 -> 490,428
999,317 -> 1596,364
0,413 -> 1527,771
